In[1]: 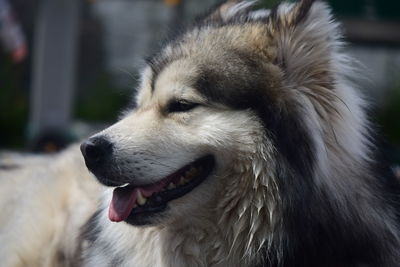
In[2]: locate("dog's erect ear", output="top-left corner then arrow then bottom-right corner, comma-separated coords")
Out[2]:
268,0 -> 315,27
202,0 -> 255,24
202,0 -> 315,25
268,0 -> 340,89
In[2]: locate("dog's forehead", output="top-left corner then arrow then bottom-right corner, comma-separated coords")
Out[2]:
136,22 -> 284,111
154,59 -> 203,101
137,59 -> 207,109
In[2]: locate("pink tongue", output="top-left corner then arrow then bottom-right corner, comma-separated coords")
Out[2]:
108,180 -> 170,222
109,187 -> 138,222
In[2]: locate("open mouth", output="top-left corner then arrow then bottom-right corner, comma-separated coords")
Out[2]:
108,155 -> 215,223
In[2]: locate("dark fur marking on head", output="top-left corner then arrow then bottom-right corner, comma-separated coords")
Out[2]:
146,0 -> 270,93
194,49 -> 315,179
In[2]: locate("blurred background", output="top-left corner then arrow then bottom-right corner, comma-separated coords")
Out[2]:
0,0 -> 399,166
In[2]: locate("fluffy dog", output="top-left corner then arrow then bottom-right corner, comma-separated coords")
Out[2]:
2,0 -> 400,266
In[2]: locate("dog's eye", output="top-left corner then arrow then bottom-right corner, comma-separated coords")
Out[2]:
167,100 -> 199,113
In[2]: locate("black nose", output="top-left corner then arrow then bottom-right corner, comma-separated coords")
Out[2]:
80,137 -> 113,164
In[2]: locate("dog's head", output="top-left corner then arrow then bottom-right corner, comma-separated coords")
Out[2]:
81,0 -> 350,227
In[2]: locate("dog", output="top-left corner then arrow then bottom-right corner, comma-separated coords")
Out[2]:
1,0 -> 400,266
0,146 -> 101,267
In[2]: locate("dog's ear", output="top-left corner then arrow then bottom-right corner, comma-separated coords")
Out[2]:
268,0 -> 315,28
267,0 -> 340,88
201,0 -> 255,24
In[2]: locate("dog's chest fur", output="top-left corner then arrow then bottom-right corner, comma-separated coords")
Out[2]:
83,213 -> 242,267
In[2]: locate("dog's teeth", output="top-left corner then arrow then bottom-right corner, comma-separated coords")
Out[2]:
167,183 -> 176,190
179,176 -> 185,185
137,190 -> 147,205
182,166 -> 200,180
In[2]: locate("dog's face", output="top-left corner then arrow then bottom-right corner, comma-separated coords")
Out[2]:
81,55 -> 268,225
81,0 -> 336,227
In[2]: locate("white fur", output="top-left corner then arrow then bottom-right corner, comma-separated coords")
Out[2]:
0,146 -> 102,267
